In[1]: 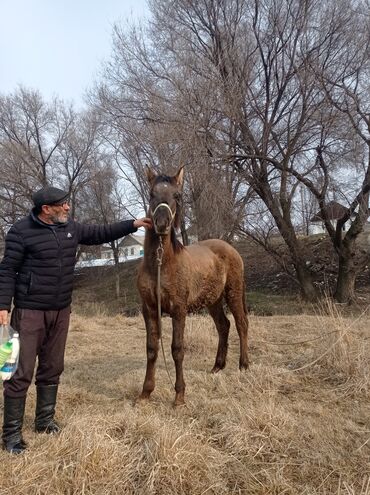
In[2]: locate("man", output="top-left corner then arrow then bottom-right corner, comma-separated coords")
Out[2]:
0,186 -> 152,454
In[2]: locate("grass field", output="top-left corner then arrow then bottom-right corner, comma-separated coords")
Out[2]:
0,302 -> 369,494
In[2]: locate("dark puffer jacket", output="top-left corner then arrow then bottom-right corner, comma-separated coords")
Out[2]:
0,211 -> 138,310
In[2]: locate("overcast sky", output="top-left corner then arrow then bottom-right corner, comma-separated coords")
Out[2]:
0,0 -> 148,106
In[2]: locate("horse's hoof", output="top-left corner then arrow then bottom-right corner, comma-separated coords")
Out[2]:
136,394 -> 150,406
239,363 -> 249,371
211,366 -> 224,374
173,392 -> 185,407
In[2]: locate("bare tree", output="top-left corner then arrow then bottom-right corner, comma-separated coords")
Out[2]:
78,160 -> 134,299
0,87 -> 73,224
256,0 -> 370,301
149,0 -> 370,301
94,0 -> 369,302
55,109 -> 105,219
0,87 -> 72,188
312,3 -> 370,301
142,0 -> 330,300
0,88 -> 114,238
94,13 -> 249,243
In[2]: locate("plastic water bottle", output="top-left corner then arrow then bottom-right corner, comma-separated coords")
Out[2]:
1,333 -> 20,381
0,341 -> 12,368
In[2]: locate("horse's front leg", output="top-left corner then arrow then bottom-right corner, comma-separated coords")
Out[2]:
171,312 -> 186,406
139,304 -> 160,401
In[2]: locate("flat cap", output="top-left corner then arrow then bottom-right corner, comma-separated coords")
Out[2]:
32,186 -> 69,208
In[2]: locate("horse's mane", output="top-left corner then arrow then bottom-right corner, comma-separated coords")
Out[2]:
171,227 -> 185,253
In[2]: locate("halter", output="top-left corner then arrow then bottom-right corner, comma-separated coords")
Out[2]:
151,202 -> 176,222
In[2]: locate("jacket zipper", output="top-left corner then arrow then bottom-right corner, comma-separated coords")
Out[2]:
51,228 -> 62,304
27,272 -> 33,295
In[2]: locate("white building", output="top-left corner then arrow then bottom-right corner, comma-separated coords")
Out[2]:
76,234 -> 145,268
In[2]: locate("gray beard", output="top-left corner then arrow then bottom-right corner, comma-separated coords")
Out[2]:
50,214 -> 68,225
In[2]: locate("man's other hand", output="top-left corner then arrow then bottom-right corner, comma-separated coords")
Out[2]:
0,310 -> 8,326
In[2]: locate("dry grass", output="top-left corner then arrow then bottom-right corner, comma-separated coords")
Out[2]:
0,306 -> 369,494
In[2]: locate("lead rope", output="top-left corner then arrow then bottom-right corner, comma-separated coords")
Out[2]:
156,236 -> 175,390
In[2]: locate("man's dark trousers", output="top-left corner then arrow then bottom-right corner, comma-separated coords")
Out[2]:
4,307 -> 71,398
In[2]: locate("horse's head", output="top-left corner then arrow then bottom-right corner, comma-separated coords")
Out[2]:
146,166 -> 184,236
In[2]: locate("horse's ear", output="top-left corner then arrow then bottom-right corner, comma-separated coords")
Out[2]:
175,166 -> 184,189
146,165 -> 157,185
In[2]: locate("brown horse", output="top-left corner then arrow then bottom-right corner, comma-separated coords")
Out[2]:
137,166 -> 249,405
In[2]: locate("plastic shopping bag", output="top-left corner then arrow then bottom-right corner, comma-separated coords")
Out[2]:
0,325 -> 20,380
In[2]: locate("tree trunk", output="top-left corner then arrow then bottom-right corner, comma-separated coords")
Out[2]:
294,262 -> 318,302
112,245 -> 120,299
334,256 -> 356,303
334,234 -> 357,303
334,204 -> 368,303
115,269 -> 120,300
264,195 -> 319,301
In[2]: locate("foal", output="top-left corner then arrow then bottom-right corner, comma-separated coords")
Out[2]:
137,166 -> 249,405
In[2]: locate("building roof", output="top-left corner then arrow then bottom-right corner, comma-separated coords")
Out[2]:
119,234 -> 145,248
310,201 -> 349,222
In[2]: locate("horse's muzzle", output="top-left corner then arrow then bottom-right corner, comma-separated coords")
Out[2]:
154,220 -> 171,235
152,206 -> 173,235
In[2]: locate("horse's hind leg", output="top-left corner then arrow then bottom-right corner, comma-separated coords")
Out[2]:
171,312 -> 186,406
225,283 -> 249,370
139,304 -> 160,401
208,299 -> 231,373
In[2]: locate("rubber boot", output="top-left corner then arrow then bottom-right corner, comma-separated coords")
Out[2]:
2,396 -> 27,454
34,385 -> 61,434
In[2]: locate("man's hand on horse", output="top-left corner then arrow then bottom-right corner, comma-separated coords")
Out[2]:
134,217 -> 153,230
